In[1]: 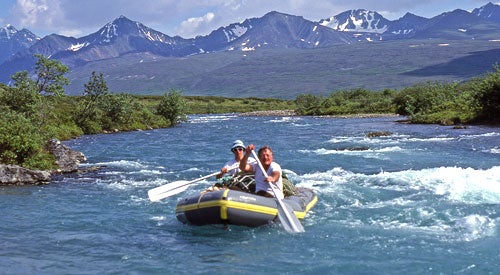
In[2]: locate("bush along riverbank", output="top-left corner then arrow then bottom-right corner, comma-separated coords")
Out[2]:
293,66 -> 500,126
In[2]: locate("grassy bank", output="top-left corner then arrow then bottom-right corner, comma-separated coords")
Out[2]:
137,95 -> 295,114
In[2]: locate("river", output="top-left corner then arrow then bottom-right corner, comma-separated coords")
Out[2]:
1,114 -> 499,274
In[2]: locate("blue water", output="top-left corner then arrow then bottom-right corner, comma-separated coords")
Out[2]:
1,115 -> 499,274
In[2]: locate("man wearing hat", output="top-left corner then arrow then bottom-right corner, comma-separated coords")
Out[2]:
217,140 -> 255,179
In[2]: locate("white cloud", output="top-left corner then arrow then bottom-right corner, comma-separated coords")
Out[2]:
177,12 -> 216,38
13,0 -> 64,29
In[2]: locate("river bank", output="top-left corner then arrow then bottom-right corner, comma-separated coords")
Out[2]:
240,109 -> 401,118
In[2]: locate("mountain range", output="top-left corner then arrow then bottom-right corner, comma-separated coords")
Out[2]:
1,2 -> 500,98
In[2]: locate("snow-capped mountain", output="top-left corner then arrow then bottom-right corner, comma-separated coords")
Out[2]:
52,16 -> 199,66
1,3 -> 500,85
0,16 -> 202,81
194,11 -> 353,53
0,25 -> 38,64
318,5 -> 500,41
319,9 -> 390,34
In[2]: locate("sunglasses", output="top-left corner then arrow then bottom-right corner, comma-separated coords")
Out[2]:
232,147 -> 244,152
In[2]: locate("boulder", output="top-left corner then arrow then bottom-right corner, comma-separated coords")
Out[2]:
46,139 -> 87,173
0,164 -> 51,185
366,131 -> 392,138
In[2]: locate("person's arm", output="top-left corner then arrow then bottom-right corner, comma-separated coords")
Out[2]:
266,170 -> 281,183
239,144 -> 255,172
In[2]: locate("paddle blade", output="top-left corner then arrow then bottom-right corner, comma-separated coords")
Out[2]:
148,180 -> 190,202
276,200 -> 305,233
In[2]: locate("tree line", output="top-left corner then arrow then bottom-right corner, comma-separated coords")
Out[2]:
294,66 -> 499,125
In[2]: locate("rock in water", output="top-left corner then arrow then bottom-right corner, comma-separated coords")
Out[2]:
0,164 -> 51,185
46,139 -> 87,173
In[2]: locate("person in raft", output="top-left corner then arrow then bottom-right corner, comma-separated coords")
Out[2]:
216,140 -> 255,179
239,144 -> 284,199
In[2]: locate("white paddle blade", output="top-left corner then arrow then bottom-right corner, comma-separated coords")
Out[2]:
276,200 -> 305,233
148,180 -> 190,202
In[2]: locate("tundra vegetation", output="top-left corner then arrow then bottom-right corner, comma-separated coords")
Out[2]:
0,55 -> 498,170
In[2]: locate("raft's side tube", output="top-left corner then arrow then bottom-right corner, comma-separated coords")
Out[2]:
175,188 -> 318,226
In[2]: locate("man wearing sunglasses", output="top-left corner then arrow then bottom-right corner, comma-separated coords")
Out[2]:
217,140 -> 255,179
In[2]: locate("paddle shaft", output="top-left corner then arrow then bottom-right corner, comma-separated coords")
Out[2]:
148,164 -> 238,201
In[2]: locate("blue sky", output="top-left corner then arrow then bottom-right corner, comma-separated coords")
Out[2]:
0,0 -> 497,38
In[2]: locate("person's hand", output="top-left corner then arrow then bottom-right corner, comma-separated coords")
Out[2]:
216,167 -> 227,179
246,144 -> 255,154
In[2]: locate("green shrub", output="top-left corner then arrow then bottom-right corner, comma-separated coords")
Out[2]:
0,108 -> 47,168
465,66 -> 500,123
156,89 -> 188,126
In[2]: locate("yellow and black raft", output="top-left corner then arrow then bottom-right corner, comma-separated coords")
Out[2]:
175,174 -> 318,227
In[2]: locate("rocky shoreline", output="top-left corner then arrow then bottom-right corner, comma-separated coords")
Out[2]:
0,139 -> 87,186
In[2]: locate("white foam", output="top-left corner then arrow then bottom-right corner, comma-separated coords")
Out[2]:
294,166 -> 500,205
405,166 -> 500,204
486,147 -> 500,154
299,146 -> 404,160
188,114 -> 237,124
455,214 -> 496,241
298,166 -> 498,240
267,117 -> 302,123
328,134 -> 457,145
86,160 -> 148,169
459,132 -> 500,139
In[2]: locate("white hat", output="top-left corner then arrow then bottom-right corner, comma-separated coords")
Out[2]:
231,140 -> 245,150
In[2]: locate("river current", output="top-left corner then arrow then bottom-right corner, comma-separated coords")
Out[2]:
1,114 -> 499,274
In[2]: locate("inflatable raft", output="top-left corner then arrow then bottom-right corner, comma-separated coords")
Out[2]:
175,174 -> 317,227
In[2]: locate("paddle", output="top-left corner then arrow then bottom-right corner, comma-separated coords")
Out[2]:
251,150 -> 305,233
148,164 -> 238,202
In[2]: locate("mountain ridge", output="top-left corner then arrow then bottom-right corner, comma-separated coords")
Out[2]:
1,3 -> 500,98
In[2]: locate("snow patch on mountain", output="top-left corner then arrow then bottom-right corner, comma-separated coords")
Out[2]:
0,25 -> 17,40
224,24 -> 249,42
391,29 -> 414,35
69,42 -> 89,51
100,23 -> 118,43
320,10 -> 388,34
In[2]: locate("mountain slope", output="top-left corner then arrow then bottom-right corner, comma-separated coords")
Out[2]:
229,11 -> 354,49
411,9 -> 500,40
472,2 -> 500,23
382,12 -> 430,40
